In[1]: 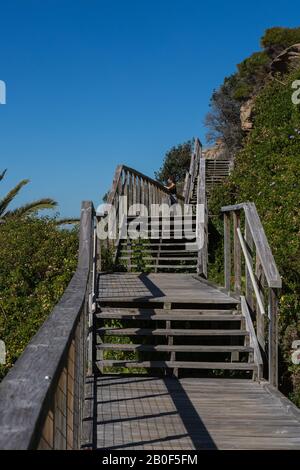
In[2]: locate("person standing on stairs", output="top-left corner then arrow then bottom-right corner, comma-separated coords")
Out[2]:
165,176 -> 177,205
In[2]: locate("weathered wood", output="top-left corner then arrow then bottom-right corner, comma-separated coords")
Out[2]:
224,212 -> 231,292
244,219 -> 254,310
222,203 -> 281,288
98,360 -> 256,370
241,296 -> 263,380
268,288 -> 279,388
237,228 -> 265,315
233,211 -> 241,295
94,376 -> 300,450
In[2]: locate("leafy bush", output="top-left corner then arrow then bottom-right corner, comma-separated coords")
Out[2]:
155,141 -> 193,185
261,27 -> 300,57
0,217 -> 78,379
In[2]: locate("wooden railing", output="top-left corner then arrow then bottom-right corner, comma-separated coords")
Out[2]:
97,164 -> 184,266
221,202 -> 282,387
0,201 -> 96,449
196,157 -> 208,278
183,138 -> 202,204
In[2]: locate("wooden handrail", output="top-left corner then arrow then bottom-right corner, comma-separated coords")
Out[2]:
221,202 -> 281,288
221,201 -> 281,387
107,164 -> 184,207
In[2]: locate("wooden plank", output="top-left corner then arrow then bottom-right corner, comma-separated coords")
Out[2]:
224,212 -> 231,292
221,203 -> 281,288
241,296 -> 263,380
98,360 -> 256,370
97,344 -> 253,353
97,327 -> 249,336
233,211 -> 241,295
268,288 -> 279,388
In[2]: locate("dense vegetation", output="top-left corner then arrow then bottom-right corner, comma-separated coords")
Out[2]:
205,27 -> 300,157
207,37 -> 300,404
0,217 -> 78,379
155,140 -> 193,188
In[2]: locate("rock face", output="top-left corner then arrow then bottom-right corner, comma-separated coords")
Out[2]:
240,97 -> 255,132
202,138 -> 228,159
271,43 -> 300,75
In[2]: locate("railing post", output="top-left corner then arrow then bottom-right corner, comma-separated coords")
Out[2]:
245,219 -> 254,311
268,288 -> 279,387
224,212 -> 231,292
233,211 -> 241,296
255,254 -> 265,351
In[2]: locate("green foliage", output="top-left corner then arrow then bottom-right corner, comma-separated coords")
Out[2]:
155,141 -> 193,185
0,170 -> 57,220
206,26 -> 300,157
208,67 -> 300,404
0,217 -> 78,379
261,27 -> 300,56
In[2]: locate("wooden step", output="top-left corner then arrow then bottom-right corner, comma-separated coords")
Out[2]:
119,249 -> 198,254
96,308 -> 240,321
119,257 -> 198,262
96,343 -> 252,352
145,265 -> 197,269
97,327 -> 249,336
118,264 -> 197,269
96,360 -> 256,370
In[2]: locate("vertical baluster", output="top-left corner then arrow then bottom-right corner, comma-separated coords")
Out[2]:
245,219 -> 254,310
233,211 -> 241,296
224,212 -> 231,292
268,288 -> 278,387
255,254 -> 265,351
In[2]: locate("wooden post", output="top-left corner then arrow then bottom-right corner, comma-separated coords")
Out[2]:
245,219 -> 254,311
268,288 -> 278,388
255,254 -> 265,351
233,211 -> 241,296
224,212 -> 231,292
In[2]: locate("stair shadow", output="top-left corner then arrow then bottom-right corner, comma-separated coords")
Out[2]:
135,273 -> 165,300
163,377 -> 217,449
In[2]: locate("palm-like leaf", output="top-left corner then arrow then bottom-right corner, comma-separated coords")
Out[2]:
0,179 -> 30,216
3,198 -> 57,219
0,169 -> 7,181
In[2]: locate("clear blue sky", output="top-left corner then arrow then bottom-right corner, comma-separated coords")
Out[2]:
0,0 -> 298,217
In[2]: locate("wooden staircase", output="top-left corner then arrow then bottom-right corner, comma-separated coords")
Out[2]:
96,138 -> 280,386
205,159 -> 231,194
116,214 -> 198,272
95,278 -> 259,378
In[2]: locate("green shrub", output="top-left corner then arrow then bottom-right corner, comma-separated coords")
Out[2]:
0,217 -> 78,379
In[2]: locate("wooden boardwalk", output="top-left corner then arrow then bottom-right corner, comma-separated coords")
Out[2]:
91,272 -> 300,450
87,375 -> 300,450
98,273 -> 238,305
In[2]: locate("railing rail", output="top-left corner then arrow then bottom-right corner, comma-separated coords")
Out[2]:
221,202 -> 281,387
98,164 -> 185,267
0,201 -> 95,449
183,138 -> 202,204
197,157 -> 208,277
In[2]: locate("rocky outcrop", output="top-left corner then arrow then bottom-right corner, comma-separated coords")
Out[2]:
271,43 -> 300,75
240,97 -> 255,132
202,138 -> 228,159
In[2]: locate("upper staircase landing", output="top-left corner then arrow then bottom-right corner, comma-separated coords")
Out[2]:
97,272 -> 238,306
